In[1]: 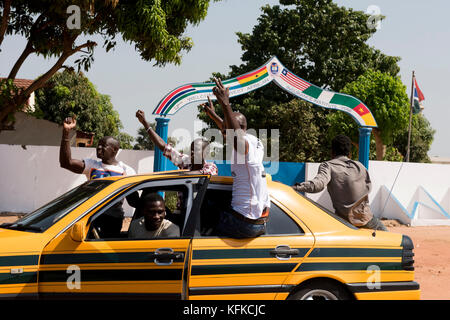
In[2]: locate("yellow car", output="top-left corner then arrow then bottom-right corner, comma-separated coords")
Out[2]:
0,172 -> 419,300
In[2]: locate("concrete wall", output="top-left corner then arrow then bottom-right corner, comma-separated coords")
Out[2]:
0,144 -> 154,213
0,112 -> 76,146
2,143 -> 450,226
305,160 -> 450,226
213,161 -> 305,186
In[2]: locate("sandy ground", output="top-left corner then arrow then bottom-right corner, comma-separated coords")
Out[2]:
386,224 -> 450,300
1,215 -> 449,300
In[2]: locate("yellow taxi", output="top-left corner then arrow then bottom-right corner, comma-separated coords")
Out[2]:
0,172 -> 419,300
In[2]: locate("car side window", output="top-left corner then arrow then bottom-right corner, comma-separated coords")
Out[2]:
197,185 -> 303,237
265,203 -> 304,235
85,182 -> 192,241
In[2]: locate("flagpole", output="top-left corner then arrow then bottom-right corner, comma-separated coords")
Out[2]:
406,70 -> 415,162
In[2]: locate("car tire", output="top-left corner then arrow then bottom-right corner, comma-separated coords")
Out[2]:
288,281 -> 353,300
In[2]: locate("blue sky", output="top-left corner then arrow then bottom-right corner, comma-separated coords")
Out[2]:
1,0 -> 449,157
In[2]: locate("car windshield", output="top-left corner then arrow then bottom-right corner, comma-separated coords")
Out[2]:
0,180 -> 112,233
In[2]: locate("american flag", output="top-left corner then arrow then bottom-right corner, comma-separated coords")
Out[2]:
280,68 -> 310,92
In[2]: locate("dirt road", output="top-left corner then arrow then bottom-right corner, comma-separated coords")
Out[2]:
388,225 -> 450,300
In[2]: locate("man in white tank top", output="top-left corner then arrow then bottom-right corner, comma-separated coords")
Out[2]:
206,78 -> 270,238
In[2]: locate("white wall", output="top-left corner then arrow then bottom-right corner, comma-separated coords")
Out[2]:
3,145 -> 450,226
0,112 -> 76,146
305,160 -> 450,226
0,145 -> 154,213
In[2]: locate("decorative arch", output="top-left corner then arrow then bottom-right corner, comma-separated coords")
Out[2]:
151,56 -> 376,171
152,56 -> 377,128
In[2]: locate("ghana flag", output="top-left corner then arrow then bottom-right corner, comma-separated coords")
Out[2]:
153,65 -> 272,116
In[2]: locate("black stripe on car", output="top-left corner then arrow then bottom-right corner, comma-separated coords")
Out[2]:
40,251 -> 185,265
191,263 -> 298,276
296,262 -> 403,272
38,268 -> 182,282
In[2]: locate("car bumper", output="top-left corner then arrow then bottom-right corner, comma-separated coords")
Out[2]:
347,281 -> 420,300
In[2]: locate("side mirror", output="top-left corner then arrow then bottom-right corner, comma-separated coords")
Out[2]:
70,221 -> 85,242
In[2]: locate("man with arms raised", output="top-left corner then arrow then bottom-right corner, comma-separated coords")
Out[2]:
135,109 -> 217,176
60,117 -> 136,237
208,79 -> 270,238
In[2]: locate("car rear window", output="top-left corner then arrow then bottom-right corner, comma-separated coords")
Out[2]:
297,192 -> 358,230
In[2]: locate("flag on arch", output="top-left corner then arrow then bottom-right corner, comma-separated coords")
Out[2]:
412,77 -> 425,114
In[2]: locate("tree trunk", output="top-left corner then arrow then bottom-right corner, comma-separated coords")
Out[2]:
0,40 -> 96,125
0,0 -> 11,47
372,128 -> 386,160
8,41 -> 35,79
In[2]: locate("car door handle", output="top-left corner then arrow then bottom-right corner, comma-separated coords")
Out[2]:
153,248 -> 184,265
153,253 -> 184,260
270,248 -> 300,256
270,245 -> 299,260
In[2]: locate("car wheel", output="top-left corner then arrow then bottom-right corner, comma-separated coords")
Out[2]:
288,281 -> 352,300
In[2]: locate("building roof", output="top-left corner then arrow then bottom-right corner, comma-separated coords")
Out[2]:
0,78 -> 34,89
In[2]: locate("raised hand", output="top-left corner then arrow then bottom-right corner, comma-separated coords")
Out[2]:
202,96 -> 216,115
63,117 -> 77,131
136,108 -> 165,151
60,115 -> 85,174
136,109 -> 147,126
212,78 -> 230,107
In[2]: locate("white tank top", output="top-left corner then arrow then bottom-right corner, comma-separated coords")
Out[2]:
231,134 -> 270,220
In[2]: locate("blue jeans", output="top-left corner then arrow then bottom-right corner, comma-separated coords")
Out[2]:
215,208 -> 266,239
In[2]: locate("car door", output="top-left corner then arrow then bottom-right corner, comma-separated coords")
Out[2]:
187,183 -> 315,300
38,176 -> 209,299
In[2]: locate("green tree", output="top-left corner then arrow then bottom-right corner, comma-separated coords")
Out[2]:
267,100 -> 330,162
33,70 -> 125,146
134,126 -> 156,150
199,0 -> 401,162
393,113 -> 435,163
233,0 -> 400,92
328,69 -> 410,160
117,132 -> 134,150
0,0 -> 218,125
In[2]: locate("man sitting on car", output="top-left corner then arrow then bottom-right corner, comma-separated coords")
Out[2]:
293,135 -> 387,231
128,193 -> 180,239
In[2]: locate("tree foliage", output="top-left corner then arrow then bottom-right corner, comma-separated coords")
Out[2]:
33,70 -> 125,146
234,0 -> 400,92
393,113 -> 435,163
116,131 -> 134,150
0,0 -> 217,125
327,70 -> 435,162
199,0 -> 401,162
328,69 -> 410,160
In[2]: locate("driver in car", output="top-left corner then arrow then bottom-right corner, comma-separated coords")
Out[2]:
128,193 -> 180,239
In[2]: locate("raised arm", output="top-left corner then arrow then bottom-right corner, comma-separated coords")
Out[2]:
212,78 -> 247,154
202,96 -> 224,132
59,117 -> 85,174
136,109 -> 166,152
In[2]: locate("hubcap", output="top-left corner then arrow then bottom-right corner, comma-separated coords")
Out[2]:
300,289 -> 339,300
